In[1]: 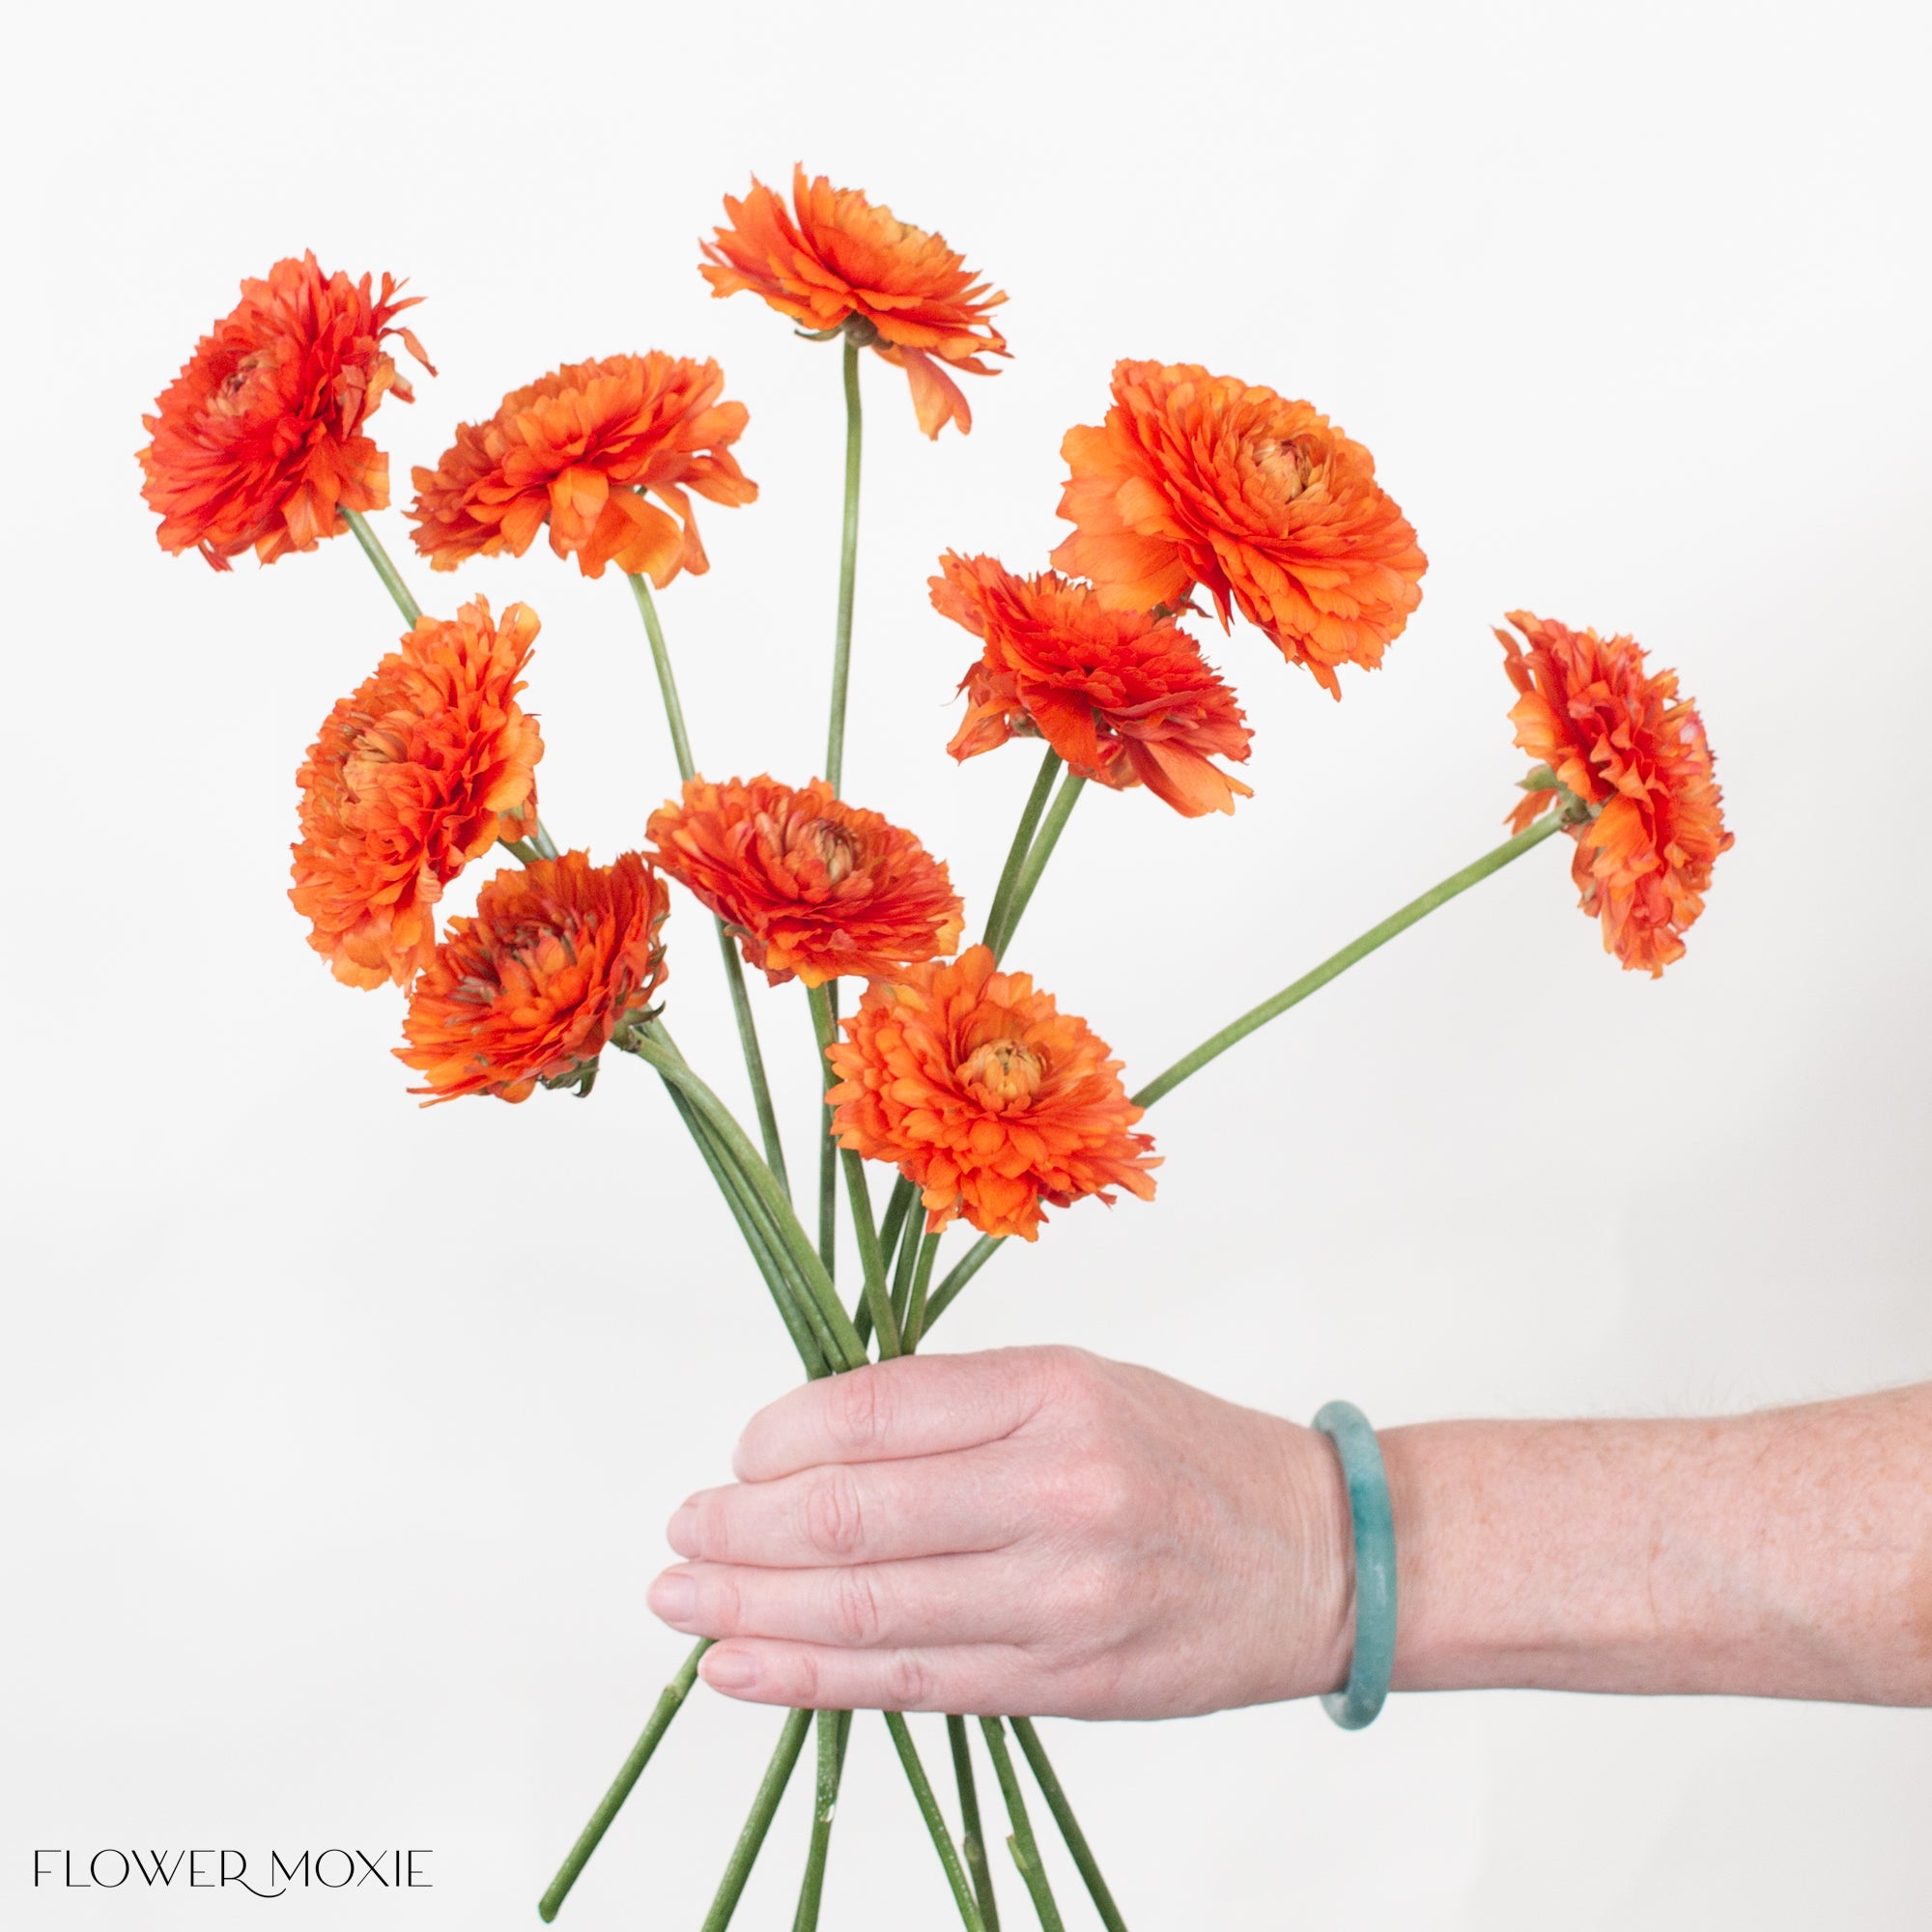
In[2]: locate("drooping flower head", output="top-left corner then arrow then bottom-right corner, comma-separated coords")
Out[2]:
408,354 -> 755,583
397,851 -> 669,1103
140,252 -> 433,569
1053,359 -> 1426,696
826,946 -> 1157,1241
1500,611 -> 1732,977
291,597 -> 544,989
931,552 -> 1254,817
648,776 -> 963,987
700,165 -> 1009,438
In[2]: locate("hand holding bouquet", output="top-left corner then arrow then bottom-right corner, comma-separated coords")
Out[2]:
141,164 -> 1730,1928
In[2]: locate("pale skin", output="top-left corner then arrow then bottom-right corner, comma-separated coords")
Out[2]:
647,1348 -> 1932,1717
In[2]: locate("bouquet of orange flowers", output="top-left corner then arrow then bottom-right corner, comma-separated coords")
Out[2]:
140,166 -> 1731,1929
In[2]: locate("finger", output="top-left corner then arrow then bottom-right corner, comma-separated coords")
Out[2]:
697,1638 -> 1035,1716
649,1554 -> 1035,1651
668,1445 -> 1028,1567
732,1347 -> 1058,1481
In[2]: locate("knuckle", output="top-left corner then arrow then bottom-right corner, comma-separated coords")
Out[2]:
832,1566 -> 885,1646
887,1650 -> 934,1711
1038,1346 -> 1107,1424
805,1468 -> 867,1559
826,1368 -> 892,1453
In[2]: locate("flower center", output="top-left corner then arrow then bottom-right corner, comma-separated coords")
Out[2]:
213,353 -> 270,415
956,1037 -> 1044,1106
793,816 -> 864,885
1248,434 -> 1314,498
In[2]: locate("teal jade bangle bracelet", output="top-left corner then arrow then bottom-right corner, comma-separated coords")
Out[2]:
1312,1400 -> 1398,1729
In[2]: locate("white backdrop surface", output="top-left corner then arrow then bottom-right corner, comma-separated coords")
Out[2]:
4,1 -> 1928,1925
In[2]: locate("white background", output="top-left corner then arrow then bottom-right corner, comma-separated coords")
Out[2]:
5,1 -> 1928,1925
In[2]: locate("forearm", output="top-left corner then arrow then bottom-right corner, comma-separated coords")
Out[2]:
1381,1382 -> 1932,1705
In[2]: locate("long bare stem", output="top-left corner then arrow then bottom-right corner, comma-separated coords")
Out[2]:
342,506 -> 421,624
625,572 -> 791,1197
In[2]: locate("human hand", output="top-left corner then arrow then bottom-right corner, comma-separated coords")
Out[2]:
647,1346 -> 1353,1719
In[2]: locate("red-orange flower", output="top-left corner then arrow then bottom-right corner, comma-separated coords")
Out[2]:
397,851 -> 669,1103
1052,359 -> 1426,697
1500,611 -> 1732,977
140,252 -> 432,569
648,776 -> 963,987
931,552 -> 1254,817
408,354 -> 755,583
290,597 -> 544,989
826,947 -> 1157,1241
700,166 -> 1008,438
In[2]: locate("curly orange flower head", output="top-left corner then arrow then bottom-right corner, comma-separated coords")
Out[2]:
408,353 -> 755,584
290,597 -> 544,990
648,776 -> 963,987
700,165 -> 1009,439
1052,359 -> 1426,697
1500,611 -> 1733,977
140,252 -> 432,570
931,552 -> 1254,817
397,851 -> 669,1103
827,947 -> 1157,1241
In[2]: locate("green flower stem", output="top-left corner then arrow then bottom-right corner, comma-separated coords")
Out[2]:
980,748 -> 1063,952
536,1639 -> 711,1922
530,818 -> 561,862
627,1033 -> 867,1373
825,334 -> 864,795
949,1716 -> 1000,1932
1008,1719 -> 1127,1932
698,1708 -> 814,1932
877,1176 -> 917,1276
889,1193 -> 924,1336
660,1078 -> 828,1378
987,771 -> 1086,964
808,982 -> 899,1357
925,810 -> 1575,1337
342,506 -> 421,625
497,835 -> 541,866
1131,811 -> 1567,1109
979,1718 -> 1064,1932
626,571 -> 791,1199
923,1233 -> 1002,1335
790,1707 -> 852,1932
818,980 -> 838,1283
884,1713 -> 986,1932
903,1230 -> 942,1352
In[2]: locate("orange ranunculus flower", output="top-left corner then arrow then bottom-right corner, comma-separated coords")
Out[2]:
290,597 -> 544,990
699,165 -> 1009,438
407,353 -> 755,584
826,946 -> 1157,1241
1052,359 -> 1427,697
1500,611 -> 1733,977
930,552 -> 1254,817
647,775 -> 963,988
397,851 -> 669,1104
140,252 -> 432,570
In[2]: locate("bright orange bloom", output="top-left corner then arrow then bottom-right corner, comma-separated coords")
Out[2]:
140,252 -> 432,569
648,776 -> 963,987
826,947 -> 1157,1241
1500,611 -> 1732,977
1052,359 -> 1426,697
290,597 -> 544,989
397,851 -> 669,1103
700,165 -> 1008,438
408,354 -> 755,583
931,552 -> 1254,817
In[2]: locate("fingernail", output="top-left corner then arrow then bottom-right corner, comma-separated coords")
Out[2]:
704,1648 -> 757,1691
668,1502 -> 698,1551
649,1573 -> 696,1623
